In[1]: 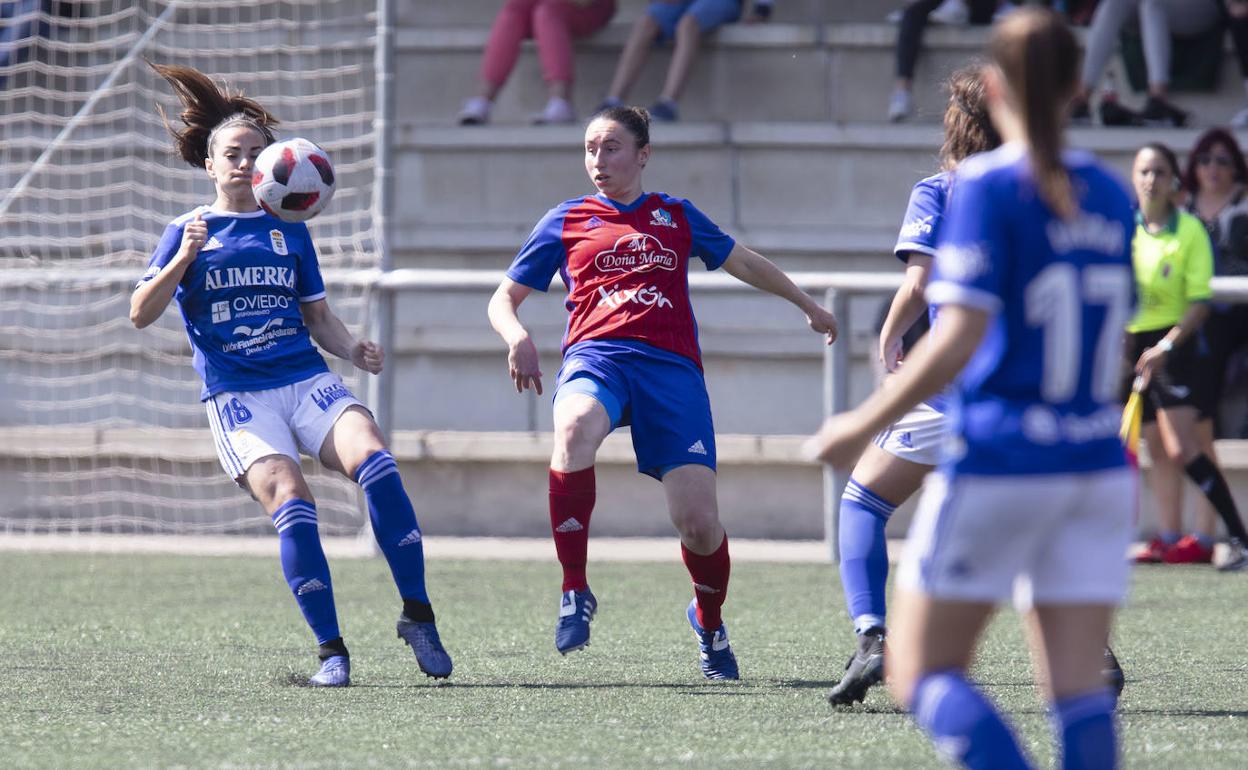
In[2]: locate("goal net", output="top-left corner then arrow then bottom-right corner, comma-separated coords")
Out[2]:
0,0 -> 378,536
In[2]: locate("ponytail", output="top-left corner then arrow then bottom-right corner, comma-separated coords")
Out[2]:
989,8 -> 1080,219
149,63 -> 279,168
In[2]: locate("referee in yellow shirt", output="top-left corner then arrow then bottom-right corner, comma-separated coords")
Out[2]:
1126,143 -> 1248,571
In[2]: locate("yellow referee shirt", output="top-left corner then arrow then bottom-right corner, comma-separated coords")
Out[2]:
1126,209 -> 1213,333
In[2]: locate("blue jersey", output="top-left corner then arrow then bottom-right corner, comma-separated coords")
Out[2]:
894,171 -> 951,412
928,144 -> 1135,476
139,206 -> 330,400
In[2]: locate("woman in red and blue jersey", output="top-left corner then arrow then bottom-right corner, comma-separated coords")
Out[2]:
488,105 -> 838,680
811,10 -> 1135,769
130,65 -> 451,688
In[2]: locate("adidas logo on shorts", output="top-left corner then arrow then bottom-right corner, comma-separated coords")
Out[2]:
687,440 -> 707,455
556,517 -> 584,533
397,529 -> 422,547
297,578 -> 328,595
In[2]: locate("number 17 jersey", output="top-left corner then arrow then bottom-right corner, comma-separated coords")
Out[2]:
928,144 -> 1136,476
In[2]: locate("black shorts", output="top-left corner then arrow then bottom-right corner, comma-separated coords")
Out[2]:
1122,328 -> 1213,423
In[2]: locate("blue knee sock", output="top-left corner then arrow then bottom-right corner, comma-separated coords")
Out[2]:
272,499 -> 340,644
1052,689 -> 1117,770
912,671 -> 1032,770
356,450 -> 429,604
839,478 -> 895,634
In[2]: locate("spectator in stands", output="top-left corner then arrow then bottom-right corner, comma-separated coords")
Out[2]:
1070,0 -> 1222,127
458,0 -> 617,126
1126,142 -> 1248,570
887,0 -> 996,122
1221,0 -> 1248,126
1185,128 -> 1248,440
598,0 -> 774,122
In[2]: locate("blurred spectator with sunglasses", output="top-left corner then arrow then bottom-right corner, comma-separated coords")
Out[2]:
1185,128 -> 1248,439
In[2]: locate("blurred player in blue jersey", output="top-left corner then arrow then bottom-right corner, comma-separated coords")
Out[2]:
826,63 -> 1001,707
809,10 -> 1134,769
130,64 -> 451,687
488,105 -> 838,680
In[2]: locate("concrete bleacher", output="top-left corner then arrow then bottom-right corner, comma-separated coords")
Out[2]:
12,3 -> 1248,541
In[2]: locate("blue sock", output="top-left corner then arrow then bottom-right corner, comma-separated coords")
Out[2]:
1195,533 -> 1214,549
912,671 -> 1032,770
1052,689 -> 1117,770
356,450 -> 429,604
1159,530 -> 1181,545
839,478 -> 895,634
272,499 -> 340,644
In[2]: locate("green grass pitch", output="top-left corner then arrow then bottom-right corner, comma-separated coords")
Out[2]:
3,552 -> 1246,769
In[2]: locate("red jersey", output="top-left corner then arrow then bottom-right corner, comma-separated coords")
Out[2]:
506,192 -> 735,367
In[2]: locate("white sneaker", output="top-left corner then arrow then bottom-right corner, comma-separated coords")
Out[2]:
1232,106 -> 1248,129
533,97 -> 575,125
929,0 -> 969,25
888,88 -> 912,123
457,96 -> 490,126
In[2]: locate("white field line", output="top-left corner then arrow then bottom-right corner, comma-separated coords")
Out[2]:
0,533 -> 859,563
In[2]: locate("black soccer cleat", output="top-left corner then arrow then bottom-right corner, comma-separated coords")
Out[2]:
1103,646 -> 1125,698
827,628 -> 886,706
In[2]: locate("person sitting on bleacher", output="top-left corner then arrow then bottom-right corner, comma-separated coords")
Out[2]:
458,0 -> 617,126
597,0 -> 773,122
1069,0 -> 1222,127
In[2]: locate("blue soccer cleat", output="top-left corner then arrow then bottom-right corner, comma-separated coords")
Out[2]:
687,599 -> 739,680
309,654 -> 350,687
555,588 -> 597,655
396,615 -> 453,679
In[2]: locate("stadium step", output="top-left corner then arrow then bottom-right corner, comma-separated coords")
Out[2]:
394,123 -> 1197,233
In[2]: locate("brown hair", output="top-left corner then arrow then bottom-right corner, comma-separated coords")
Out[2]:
1183,127 -> 1248,194
149,63 -> 279,168
989,8 -> 1080,219
591,105 -> 651,149
939,63 -> 1001,170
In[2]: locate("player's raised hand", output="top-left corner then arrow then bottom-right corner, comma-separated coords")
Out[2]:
803,411 -> 872,470
807,305 -> 839,345
179,212 -> 207,259
508,335 -> 543,395
351,339 -> 385,374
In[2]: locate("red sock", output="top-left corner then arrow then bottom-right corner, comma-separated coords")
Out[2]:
681,533 -> 730,632
549,467 -> 595,592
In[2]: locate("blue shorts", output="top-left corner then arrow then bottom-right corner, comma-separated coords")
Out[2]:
647,0 -> 742,41
554,339 -> 716,480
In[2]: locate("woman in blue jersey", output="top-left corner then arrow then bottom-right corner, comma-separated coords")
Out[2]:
130,64 -> 451,688
826,64 -> 1001,707
809,10 -> 1134,770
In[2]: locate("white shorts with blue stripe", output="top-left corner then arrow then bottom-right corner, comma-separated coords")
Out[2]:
873,401 -> 949,468
898,468 -> 1135,609
204,372 -> 367,482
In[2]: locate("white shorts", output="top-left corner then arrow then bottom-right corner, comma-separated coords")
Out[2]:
873,401 -> 949,467
898,468 -> 1135,609
204,372 -> 367,481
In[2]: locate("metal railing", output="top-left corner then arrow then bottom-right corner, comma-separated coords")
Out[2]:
11,268 -> 1248,557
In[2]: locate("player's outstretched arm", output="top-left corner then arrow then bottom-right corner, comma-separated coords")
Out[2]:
720,243 -> 838,344
487,278 -> 543,395
878,254 -> 933,371
129,213 -> 206,329
805,303 -> 988,469
301,298 -> 384,374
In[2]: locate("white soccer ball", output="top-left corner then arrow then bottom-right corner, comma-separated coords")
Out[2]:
251,137 -> 336,222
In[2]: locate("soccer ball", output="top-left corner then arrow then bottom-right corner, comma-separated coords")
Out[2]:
251,137 -> 336,222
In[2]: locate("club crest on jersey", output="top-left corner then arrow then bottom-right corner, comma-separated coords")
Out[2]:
270,229 -> 288,256
649,207 -> 677,228
584,215 -> 606,230
594,232 -> 678,274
